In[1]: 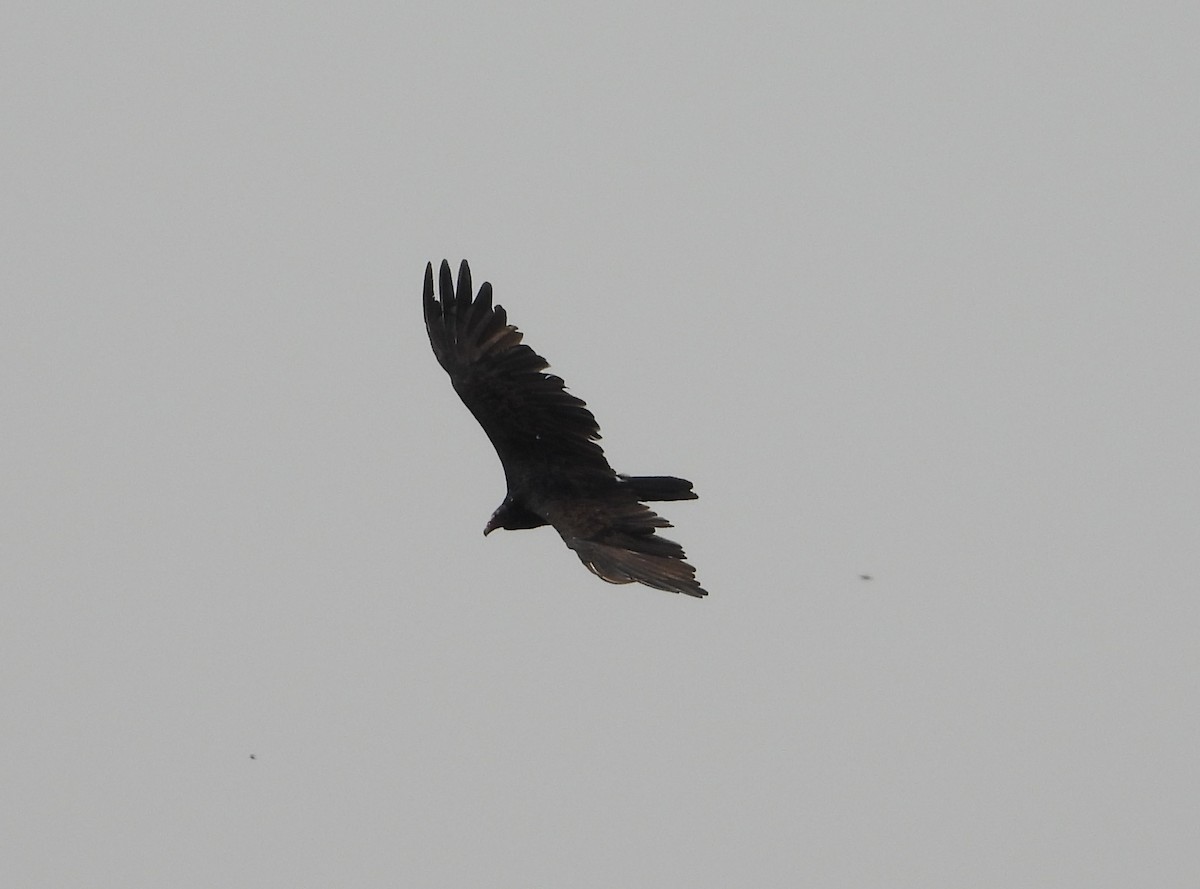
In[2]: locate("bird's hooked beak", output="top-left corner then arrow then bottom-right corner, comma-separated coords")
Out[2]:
483,501 -> 508,536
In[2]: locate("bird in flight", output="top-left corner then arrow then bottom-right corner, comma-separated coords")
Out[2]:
423,260 -> 706,598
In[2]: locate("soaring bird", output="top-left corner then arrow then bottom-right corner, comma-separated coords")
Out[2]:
423,260 -> 706,598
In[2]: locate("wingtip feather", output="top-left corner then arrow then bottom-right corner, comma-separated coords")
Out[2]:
456,260 -> 473,314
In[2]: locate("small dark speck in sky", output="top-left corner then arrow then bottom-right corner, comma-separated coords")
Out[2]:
860,574 -> 872,581
249,754 -> 256,760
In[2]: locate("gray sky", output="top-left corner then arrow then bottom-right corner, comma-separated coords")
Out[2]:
3,2 -> 1197,886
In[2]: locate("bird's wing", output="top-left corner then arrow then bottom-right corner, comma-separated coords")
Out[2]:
424,260 -> 614,484
544,496 -> 708,598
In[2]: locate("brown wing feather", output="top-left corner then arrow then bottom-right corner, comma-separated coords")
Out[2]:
423,260 -> 613,483
544,496 -> 708,598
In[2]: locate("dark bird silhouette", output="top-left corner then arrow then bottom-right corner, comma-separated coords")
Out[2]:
423,260 -> 706,598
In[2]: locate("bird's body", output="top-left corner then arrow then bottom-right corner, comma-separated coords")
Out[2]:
423,260 -> 706,598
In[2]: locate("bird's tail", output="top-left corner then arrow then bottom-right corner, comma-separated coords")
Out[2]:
619,475 -> 697,501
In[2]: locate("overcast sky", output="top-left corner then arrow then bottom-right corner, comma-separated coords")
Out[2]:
3,2 -> 1197,886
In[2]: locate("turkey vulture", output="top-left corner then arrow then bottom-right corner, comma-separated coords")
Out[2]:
423,260 -> 707,598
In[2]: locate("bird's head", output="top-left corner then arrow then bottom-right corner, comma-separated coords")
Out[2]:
483,499 -> 515,536
483,497 -> 547,536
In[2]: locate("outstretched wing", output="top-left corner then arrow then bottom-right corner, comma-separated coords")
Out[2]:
545,496 -> 708,598
424,260 -> 614,484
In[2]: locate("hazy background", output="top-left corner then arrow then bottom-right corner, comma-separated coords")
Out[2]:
3,2 -> 1197,886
